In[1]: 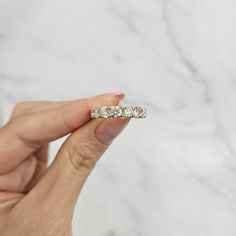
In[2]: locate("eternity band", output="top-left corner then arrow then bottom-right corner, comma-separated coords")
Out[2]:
91,106 -> 146,119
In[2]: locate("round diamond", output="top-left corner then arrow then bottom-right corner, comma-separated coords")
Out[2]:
141,108 -> 146,118
112,106 -> 122,117
122,107 -> 133,117
103,106 -> 123,118
91,107 -> 100,118
133,107 -> 141,118
99,106 -> 109,118
106,106 -> 114,117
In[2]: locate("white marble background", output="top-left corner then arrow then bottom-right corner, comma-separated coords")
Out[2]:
1,0 -> 236,235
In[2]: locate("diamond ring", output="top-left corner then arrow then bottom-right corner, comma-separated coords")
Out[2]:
91,106 -> 146,119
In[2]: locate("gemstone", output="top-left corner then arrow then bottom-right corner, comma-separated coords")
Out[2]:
122,107 -> 133,117
141,108 -> 146,118
99,106 -> 109,118
91,107 -> 100,118
111,106 -> 123,117
132,107 -> 139,118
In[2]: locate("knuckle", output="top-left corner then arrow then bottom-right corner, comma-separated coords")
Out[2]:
68,140 -> 104,173
12,102 -> 33,117
14,102 -> 30,111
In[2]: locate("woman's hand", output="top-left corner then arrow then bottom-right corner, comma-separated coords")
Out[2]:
0,93 -> 130,236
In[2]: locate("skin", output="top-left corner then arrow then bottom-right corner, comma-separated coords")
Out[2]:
0,92 -> 130,236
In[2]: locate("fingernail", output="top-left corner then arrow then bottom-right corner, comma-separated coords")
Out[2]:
94,119 -> 130,145
116,92 -> 125,100
98,92 -> 125,100
114,92 -> 125,104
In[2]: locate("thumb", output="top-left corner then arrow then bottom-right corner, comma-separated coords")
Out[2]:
23,116 -> 130,221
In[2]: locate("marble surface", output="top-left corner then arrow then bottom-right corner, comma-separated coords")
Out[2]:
1,0 -> 236,235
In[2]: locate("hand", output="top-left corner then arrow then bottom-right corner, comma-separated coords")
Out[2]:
0,93 -> 130,236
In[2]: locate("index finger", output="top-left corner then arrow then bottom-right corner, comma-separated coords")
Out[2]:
0,93 -> 125,174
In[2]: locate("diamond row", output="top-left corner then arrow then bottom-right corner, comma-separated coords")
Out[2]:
91,106 -> 146,119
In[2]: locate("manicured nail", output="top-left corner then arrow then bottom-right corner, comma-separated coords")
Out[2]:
94,118 -> 130,145
96,92 -> 125,105
116,92 -> 125,100
98,92 -> 125,100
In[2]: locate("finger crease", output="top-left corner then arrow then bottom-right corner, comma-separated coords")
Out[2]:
16,131 -> 41,150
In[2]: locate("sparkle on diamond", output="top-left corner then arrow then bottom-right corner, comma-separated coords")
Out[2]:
99,106 -> 109,118
91,107 -> 100,118
122,107 -> 134,118
109,106 -> 122,117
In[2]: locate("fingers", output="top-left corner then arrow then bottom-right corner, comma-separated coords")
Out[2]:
9,99 -> 79,185
10,102 -> 52,186
25,117 -> 130,218
10,101 -> 72,119
0,93 -> 125,174
23,146 -> 49,192
10,92 -> 121,118
0,156 -> 37,192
